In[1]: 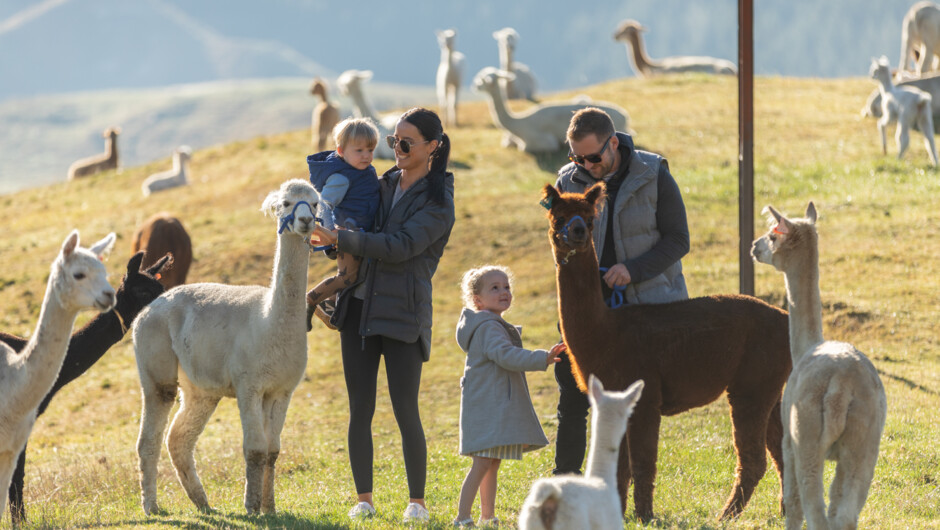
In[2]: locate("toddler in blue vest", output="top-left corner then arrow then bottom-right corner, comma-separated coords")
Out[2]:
305,117 -> 380,331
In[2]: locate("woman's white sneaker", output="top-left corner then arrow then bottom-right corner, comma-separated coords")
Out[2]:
402,502 -> 429,523
348,501 -> 376,519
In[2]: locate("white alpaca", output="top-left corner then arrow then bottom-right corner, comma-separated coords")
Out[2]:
472,67 -> 629,153
519,375 -> 644,530
492,27 -> 538,101
141,146 -> 192,197
869,55 -> 939,165
899,1 -> 940,76
68,126 -> 120,180
862,70 -> 940,125
435,28 -> 465,128
0,231 -> 116,519
613,20 -> 737,77
752,202 -> 887,530
132,179 -> 318,515
335,69 -> 395,159
311,78 -> 340,152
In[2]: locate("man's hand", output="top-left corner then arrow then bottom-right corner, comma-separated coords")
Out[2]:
602,263 -> 631,288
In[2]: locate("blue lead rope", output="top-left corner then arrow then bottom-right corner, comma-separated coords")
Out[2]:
598,267 -> 626,309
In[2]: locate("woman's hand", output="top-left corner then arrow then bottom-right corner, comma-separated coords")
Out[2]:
310,224 -> 338,246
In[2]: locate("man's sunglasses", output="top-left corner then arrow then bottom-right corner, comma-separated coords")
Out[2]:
386,135 -> 430,154
568,134 -> 613,166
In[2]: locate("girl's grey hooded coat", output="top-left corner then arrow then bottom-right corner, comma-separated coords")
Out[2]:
455,307 -> 550,456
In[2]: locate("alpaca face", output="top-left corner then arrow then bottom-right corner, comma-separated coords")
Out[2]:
116,252 -> 168,318
263,179 -> 319,238
542,183 -> 605,258
54,231 -> 116,312
751,202 -> 817,272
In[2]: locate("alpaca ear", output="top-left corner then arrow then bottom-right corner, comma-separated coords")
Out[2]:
805,201 -> 817,224
127,251 -> 145,274
90,232 -> 117,260
61,229 -> 80,258
540,184 -> 560,210
588,374 -> 605,400
584,182 -> 606,208
260,189 -> 281,217
623,379 -> 645,412
146,253 -> 173,276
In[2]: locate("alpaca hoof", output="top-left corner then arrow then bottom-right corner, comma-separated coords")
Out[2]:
143,501 -> 165,516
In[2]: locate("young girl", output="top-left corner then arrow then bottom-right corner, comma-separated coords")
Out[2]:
305,117 -> 380,331
454,265 -> 566,527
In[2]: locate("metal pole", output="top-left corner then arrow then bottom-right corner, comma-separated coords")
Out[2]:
738,0 -> 754,295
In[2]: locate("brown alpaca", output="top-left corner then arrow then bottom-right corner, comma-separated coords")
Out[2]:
67,126 -> 120,180
541,183 -> 791,522
311,78 -> 340,152
131,213 -> 192,289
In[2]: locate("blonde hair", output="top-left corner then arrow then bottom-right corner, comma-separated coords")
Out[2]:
460,265 -> 512,309
333,117 -> 379,150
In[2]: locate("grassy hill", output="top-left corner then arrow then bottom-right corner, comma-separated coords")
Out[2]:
0,75 -> 937,529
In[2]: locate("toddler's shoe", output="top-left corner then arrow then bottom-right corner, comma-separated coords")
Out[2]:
348,501 -> 375,519
323,246 -> 338,260
402,502 -> 429,523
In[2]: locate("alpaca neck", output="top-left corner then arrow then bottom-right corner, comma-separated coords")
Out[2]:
874,70 -> 895,96
483,85 -> 521,131
624,31 -> 658,74
555,247 -> 611,376
783,249 -> 825,361
7,273 -> 78,420
349,85 -> 377,122
106,136 -> 117,162
441,44 -> 455,68
498,44 -> 513,71
584,413 -> 622,486
266,231 -> 309,320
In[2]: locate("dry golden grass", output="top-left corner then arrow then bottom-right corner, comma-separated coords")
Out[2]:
0,74 -> 937,528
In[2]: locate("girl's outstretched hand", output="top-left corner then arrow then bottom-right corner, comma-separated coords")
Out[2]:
547,342 -> 567,365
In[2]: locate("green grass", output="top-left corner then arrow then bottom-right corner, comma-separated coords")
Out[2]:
1,74 -> 938,529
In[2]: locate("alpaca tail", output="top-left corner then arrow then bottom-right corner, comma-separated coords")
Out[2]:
821,374 -> 853,447
520,482 -> 562,530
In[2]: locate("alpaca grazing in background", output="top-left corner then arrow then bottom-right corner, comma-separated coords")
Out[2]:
1,252 -> 170,525
0,231 -> 116,520
519,376 -> 644,530
335,69 -> 396,159
612,19 -> 737,77
67,126 -> 120,180
752,202 -> 887,530
436,28 -> 465,128
869,55 -> 939,166
141,146 -> 192,197
899,1 -> 940,76
131,213 -> 192,289
541,183 -> 791,522
310,78 -> 340,151
132,179 -> 318,515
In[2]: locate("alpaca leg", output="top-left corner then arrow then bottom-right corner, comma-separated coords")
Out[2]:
627,407 -> 660,522
719,397 -> 770,520
137,383 -> 177,515
0,457 -> 14,521
765,399 -> 786,515
791,405 -> 828,529
896,122 -> 911,160
236,391 -> 266,514
9,446 -> 27,524
918,109 -> 938,165
878,120 -> 888,155
827,433 -> 880,530
782,432 -> 804,530
166,388 -> 219,512
615,433 -> 633,514
260,393 -> 291,514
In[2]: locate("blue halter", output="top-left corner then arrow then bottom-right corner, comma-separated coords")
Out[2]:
278,200 -> 316,234
560,215 -> 585,244
598,267 -> 627,309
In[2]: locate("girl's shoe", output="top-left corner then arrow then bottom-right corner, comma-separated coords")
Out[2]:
402,502 -> 429,523
348,501 -> 376,519
453,517 -> 474,527
477,516 -> 499,528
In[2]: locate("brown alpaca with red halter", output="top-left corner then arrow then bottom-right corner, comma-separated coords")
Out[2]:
542,182 -> 791,522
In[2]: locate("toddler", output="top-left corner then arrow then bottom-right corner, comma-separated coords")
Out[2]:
454,265 -> 566,527
305,117 -> 380,331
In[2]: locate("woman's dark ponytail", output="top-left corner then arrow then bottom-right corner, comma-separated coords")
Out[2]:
401,107 -> 451,205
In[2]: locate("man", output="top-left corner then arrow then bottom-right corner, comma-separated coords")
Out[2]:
553,107 -> 690,475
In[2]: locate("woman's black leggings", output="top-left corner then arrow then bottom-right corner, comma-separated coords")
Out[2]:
340,297 -> 427,499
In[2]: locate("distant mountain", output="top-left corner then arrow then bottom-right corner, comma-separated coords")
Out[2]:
0,0 -> 332,100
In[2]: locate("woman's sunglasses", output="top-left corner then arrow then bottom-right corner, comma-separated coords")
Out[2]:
386,135 -> 430,154
568,134 -> 613,166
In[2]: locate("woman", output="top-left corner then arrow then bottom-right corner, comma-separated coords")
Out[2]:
310,107 -> 455,522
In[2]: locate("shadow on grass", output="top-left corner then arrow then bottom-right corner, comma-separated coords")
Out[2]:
77,510 -> 349,530
877,369 -> 938,395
